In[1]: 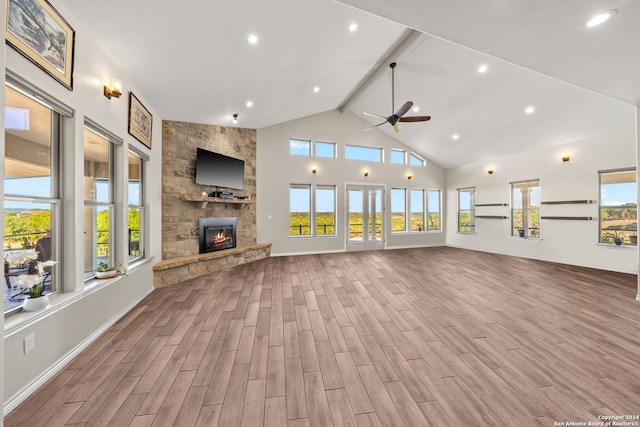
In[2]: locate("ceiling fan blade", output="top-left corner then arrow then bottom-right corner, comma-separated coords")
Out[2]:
363,111 -> 388,119
394,101 -> 414,118
364,121 -> 387,131
399,115 -> 431,123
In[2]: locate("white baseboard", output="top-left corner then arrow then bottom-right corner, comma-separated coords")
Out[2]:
3,290 -> 152,416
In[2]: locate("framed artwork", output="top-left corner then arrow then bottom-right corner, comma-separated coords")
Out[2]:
128,92 -> 153,149
5,0 -> 75,90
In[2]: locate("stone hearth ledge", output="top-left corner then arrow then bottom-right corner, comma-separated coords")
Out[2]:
152,243 -> 271,288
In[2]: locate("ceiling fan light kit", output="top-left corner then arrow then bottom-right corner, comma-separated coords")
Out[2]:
364,62 -> 431,133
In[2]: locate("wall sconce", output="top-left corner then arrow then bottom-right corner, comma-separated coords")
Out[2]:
232,113 -> 238,124
364,170 -> 369,177
311,167 -> 317,174
103,79 -> 122,99
487,168 -> 494,175
562,155 -> 570,162
407,174 -> 413,180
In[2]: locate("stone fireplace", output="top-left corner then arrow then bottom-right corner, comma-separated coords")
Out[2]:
199,217 -> 237,254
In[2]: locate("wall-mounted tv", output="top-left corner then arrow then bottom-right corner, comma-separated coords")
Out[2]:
195,148 -> 244,190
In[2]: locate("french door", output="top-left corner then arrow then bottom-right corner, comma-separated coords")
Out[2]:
346,185 -> 384,251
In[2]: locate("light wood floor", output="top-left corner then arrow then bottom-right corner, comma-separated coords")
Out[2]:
5,247 -> 640,426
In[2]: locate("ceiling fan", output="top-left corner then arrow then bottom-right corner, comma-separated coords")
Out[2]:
364,62 -> 431,133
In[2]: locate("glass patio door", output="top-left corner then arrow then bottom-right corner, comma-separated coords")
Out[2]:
346,185 -> 384,251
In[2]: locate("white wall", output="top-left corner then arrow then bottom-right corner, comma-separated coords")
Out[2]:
257,110 -> 446,255
446,129 -> 637,274
2,0 -> 162,413
1,1 -> 6,418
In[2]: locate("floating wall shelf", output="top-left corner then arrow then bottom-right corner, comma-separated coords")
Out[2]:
475,203 -> 508,207
475,215 -> 509,219
540,200 -> 594,205
183,195 -> 256,209
541,216 -> 593,221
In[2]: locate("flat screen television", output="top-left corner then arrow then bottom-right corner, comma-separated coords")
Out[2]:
195,148 -> 244,190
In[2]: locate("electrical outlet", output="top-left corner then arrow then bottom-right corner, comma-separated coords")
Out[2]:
24,333 -> 35,354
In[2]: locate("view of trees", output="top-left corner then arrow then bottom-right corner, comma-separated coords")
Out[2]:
601,204 -> 637,244
290,212 -> 440,237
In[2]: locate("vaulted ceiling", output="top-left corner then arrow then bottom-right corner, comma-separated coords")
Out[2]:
59,0 -> 639,168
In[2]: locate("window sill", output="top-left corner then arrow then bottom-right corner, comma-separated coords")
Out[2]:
457,232 -> 477,235
511,236 -> 541,241
4,257 -> 153,337
596,243 -> 637,250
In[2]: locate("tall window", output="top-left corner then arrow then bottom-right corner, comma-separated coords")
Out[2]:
290,185 -> 311,236
290,139 -> 311,156
390,149 -> 406,165
391,188 -> 406,232
410,189 -> 425,231
511,180 -> 540,238
345,145 -> 383,162
4,85 -> 61,312
128,151 -> 144,260
458,188 -> 475,233
428,190 -> 441,231
83,125 -> 116,277
315,186 -> 336,235
600,169 -> 637,245
315,141 -> 336,158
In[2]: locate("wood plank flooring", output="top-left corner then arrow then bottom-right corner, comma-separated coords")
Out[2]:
6,247 -> 640,426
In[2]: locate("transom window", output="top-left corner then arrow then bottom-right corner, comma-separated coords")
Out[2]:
290,138 -> 311,156
409,153 -> 425,167
511,180 -> 540,238
390,149 -> 406,165
315,141 -> 336,158
599,169 -> 637,245
345,145 -> 383,162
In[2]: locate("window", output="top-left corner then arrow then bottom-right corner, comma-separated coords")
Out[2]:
600,169 -> 637,245
428,190 -> 441,231
409,153 -> 425,167
410,189 -> 425,231
511,180 -> 540,238
290,138 -> 311,156
391,188 -> 406,232
315,141 -> 336,158
290,185 -> 311,235
390,149 -> 406,165
128,151 -> 144,260
315,186 -> 336,235
458,188 -> 475,233
4,84 -> 61,312
345,145 -> 383,162
84,126 -> 114,277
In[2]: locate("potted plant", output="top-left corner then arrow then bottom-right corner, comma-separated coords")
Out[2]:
602,230 -> 623,246
95,261 -> 124,279
16,258 -> 57,311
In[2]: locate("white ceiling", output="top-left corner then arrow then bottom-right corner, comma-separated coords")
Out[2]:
58,0 -> 638,169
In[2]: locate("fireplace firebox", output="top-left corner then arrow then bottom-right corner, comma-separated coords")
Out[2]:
199,217 -> 237,254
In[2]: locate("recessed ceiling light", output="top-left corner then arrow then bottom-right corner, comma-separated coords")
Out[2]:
587,9 -> 616,27
247,34 -> 258,44
349,23 -> 358,32
478,64 -> 488,73
313,86 -> 320,93
525,106 -> 535,114
412,106 -> 419,113
246,100 -> 253,108
452,134 -> 460,140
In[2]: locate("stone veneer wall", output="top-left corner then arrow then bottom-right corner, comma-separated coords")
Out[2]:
161,120 -> 257,264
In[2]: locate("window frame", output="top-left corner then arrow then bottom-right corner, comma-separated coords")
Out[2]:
427,190 -> 441,231
4,80 -> 65,314
409,152 -> 426,167
83,119 -> 123,279
127,149 -> 146,261
315,141 -> 336,159
289,184 -> 312,236
391,188 -> 407,233
599,168 -> 637,246
510,179 -> 540,238
390,149 -> 406,165
314,185 -> 336,236
409,189 -> 425,232
457,187 -> 476,233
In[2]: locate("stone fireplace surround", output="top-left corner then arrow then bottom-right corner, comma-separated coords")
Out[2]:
153,120 -> 270,288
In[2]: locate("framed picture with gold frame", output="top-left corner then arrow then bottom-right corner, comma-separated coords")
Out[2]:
128,92 -> 153,149
5,0 -> 75,90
